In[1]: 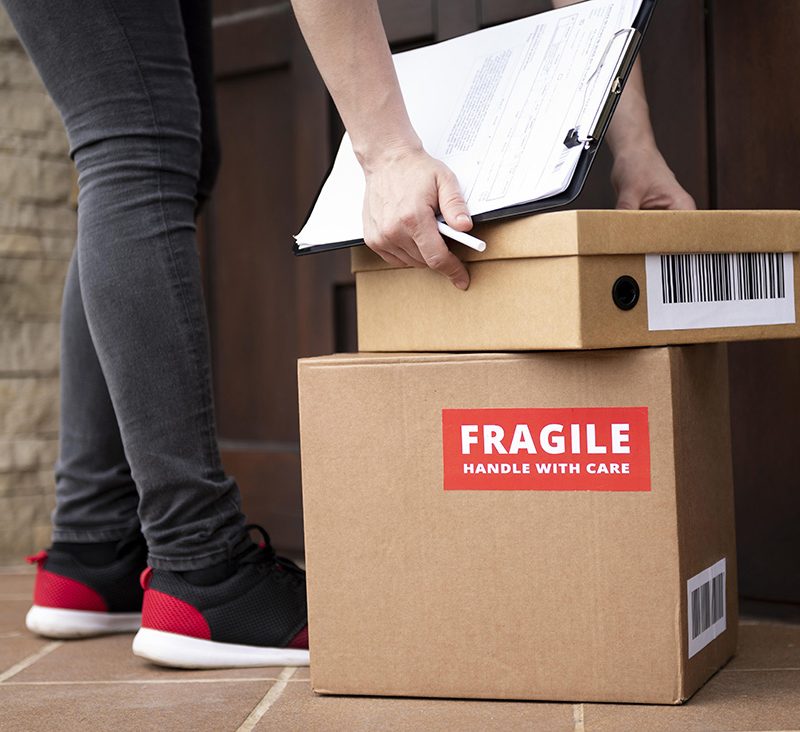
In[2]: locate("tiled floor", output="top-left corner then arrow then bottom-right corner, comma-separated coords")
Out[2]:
2,568 -> 799,732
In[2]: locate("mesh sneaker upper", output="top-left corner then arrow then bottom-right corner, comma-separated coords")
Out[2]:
28,534 -> 147,613
142,531 -> 307,648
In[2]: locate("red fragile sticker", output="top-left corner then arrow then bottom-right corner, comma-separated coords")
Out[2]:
442,407 -> 651,491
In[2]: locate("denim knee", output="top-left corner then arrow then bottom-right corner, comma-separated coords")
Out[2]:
73,122 -> 203,212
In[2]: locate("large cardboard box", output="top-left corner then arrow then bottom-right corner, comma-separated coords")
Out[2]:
352,210 -> 800,351
298,345 -> 738,704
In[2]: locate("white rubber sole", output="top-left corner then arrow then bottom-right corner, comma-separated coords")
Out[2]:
25,605 -> 141,639
131,627 -> 310,669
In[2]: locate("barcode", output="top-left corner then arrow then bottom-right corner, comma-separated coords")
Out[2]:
687,558 -> 727,658
660,253 -> 786,305
690,572 -> 725,640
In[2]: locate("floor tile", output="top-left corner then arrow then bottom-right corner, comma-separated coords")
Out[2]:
0,571 -> 294,683
2,569 -> 797,732
0,598 -> 33,633
741,599 -> 800,625
0,634 -> 50,677
256,678 -> 576,732
0,680 -> 270,732
583,669 -> 800,731
0,571 -> 35,597
12,633 -> 292,683
293,666 -> 311,681
729,621 -> 800,670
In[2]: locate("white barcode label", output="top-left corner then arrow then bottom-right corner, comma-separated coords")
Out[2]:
645,252 -> 795,331
687,558 -> 727,658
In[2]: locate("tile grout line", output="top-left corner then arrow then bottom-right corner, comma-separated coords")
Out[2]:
727,667 -> 800,672
572,702 -> 585,732
236,666 -> 297,732
0,641 -> 62,683
1,677 -> 309,686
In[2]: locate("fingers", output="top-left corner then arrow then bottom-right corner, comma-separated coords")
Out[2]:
364,225 -> 427,269
361,152 -> 469,288
615,195 -> 638,211
616,187 -> 698,211
437,168 -> 472,232
368,210 -> 469,288
667,191 -> 698,211
366,237 -> 424,268
411,214 -> 470,290
367,245 -> 408,268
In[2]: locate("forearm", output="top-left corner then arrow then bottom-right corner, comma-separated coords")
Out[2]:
291,0 -> 419,169
602,60 -> 658,160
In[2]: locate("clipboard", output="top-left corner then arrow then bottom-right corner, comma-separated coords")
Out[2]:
294,0 -> 658,256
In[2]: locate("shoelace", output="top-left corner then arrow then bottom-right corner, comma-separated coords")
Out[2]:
239,524 -> 305,587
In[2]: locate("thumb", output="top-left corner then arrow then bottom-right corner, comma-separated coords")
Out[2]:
437,168 -> 472,232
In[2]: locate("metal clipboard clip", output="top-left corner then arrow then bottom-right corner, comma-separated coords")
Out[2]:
563,27 -> 641,150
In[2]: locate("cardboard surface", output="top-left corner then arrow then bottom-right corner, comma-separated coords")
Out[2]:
352,210 -> 800,351
298,345 -> 738,704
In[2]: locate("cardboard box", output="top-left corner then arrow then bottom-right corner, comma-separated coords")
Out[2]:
352,210 -> 800,351
298,345 -> 738,704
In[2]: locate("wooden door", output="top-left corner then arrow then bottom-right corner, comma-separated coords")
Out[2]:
203,1 -> 445,554
203,0 -> 305,553
202,0 -> 710,555
204,0 -> 799,601
711,0 -> 800,604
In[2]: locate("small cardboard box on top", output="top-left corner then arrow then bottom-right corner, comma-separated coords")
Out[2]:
298,344 -> 738,704
352,210 -> 800,351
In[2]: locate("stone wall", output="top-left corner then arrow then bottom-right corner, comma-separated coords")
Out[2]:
0,9 -> 76,564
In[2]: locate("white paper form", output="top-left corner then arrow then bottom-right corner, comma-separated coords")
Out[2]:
296,0 -> 640,249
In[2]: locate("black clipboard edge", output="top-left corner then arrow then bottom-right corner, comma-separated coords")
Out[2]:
293,0 -> 658,257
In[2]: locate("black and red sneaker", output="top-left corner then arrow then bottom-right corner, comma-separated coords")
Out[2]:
132,526 -> 309,669
25,532 -> 147,639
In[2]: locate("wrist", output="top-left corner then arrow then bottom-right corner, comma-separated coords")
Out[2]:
606,84 -> 656,158
611,141 -> 662,171
610,144 -> 674,192
354,134 -> 424,174
607,121 -> 658,161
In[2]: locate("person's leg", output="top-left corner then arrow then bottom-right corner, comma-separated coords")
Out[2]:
50,0 -> 221,545
180,0 -> 221,213
3,0 -> 247,570
52,248 -> 140,543
24,247 -> 147,637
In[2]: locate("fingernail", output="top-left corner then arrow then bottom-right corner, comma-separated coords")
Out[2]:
454,277 -> 469,291
457,214 -> 472,227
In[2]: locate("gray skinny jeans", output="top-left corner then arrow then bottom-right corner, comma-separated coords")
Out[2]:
3,0 -> 250,570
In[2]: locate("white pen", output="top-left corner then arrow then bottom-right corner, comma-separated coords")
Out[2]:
436,219 -> 486,253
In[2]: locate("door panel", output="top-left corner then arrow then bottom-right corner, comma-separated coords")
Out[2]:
205,0 -> 798,582
480,0 -> 551,26
711,0 -> 800,603
204,0 -> 708,554
711,0 -> 800,210
212,72 -> 298,443
208,2 -> 302,552
379,0 -> 434,43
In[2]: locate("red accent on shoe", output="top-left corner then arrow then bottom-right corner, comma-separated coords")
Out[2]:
140,566 -> 153,590
141,589 -> 211,640
287,625 -> 308,649
33,568 -> 107,612
26,550 -> 48,565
